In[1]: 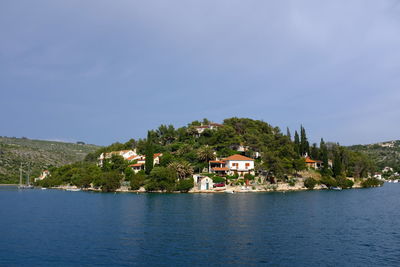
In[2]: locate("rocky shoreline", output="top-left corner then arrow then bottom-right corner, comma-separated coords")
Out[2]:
49,180 -> 365,194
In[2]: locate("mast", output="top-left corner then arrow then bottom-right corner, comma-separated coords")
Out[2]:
19,163 -> 23,186
26,163 -> 30,185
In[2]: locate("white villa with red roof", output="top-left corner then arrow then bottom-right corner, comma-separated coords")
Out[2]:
194,123 -> 223,134
209,154 -> 255,176
128,153 -> 163,173
98,149 -> 137,166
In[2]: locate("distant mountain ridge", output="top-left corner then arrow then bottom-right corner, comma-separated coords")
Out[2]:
0,137 -> 100,183
348,140 -> 400,171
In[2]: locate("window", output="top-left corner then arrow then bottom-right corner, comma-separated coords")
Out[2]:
245,163 -> 250,169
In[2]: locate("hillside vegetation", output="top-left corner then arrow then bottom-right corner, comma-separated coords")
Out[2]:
0,137 -> 100,183
348,140 -> 400,172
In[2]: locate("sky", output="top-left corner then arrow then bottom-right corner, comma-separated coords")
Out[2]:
1,0 -> 399,146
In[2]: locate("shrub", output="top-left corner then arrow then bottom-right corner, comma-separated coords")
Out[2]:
288,178 -> 296,186
98,171 -> 123,192
130,173 -> 146,190
361,178 -> 384,188
304,178 -> 317,189
212,176 -> 225,183
244,173 -> 255,180
176,179 -> 194,192
337,178 -> 354,189
320,176 -> 338,187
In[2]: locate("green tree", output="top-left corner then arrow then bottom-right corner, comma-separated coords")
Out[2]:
176,178 -> 194,192
294,131 -> 300,155
168,161 -> 194,180
145,132 -> 154,175
146,167 -> 177,192
300,125 -> 310,156
320,138 -> 329,176
94,171 -> 122,192
333,147 -> 343,178
130,172 -> 146,190
197,146 -> 215,163
310,143 -> 319,159
304,178 -> 317,189
293,157 -> 306,175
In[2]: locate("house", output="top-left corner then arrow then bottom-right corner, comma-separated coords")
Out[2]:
98,149 -> 138,166
34,170 -> 50,182
305,157 -> 323,169
128,153 -> 163,173
224,154 -> 255,176
209,160 -> 229,176
383,166 -> 394,173
129,163 -> 145,173
193,175 -> 214,190
209,154 -> 255,176
193,123 -> 223,134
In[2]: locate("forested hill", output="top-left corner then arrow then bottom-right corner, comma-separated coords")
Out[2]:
85,118 -> 376,179
0,137 -> 100,183
348,140 -> 400,172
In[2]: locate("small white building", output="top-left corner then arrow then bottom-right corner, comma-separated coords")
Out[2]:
193,175 -> 214,190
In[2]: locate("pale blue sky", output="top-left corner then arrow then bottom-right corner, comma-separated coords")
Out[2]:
1,0 -> 399,145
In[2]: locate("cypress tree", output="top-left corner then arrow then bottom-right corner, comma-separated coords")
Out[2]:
286,127 -> 292,140
320,138 -> 329,176
145,131 -> 154,175
310,143 -> 319,159
332,147 -> 342,178
294,131 -> 300,156
300,125 -> 310,156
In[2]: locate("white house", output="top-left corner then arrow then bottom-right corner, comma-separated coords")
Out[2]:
128,153 -> 163,173
383,166 -> 394,173
98,149 -> 138,166
34,170 -> 50,182
225,154 -> 255,176
209,154 -> 255,176
193,123 -> 223,134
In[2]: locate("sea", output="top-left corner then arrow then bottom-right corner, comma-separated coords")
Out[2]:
1,184 -> 399,266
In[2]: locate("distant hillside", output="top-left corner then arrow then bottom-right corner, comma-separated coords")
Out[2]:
0,137 -> 100,183
348,140 -> 400,172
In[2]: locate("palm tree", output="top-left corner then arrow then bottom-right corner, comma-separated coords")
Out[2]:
168,162 -> 194,180
197,146 -> 215,163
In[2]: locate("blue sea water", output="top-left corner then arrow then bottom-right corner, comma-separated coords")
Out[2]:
1,185 -> 400,266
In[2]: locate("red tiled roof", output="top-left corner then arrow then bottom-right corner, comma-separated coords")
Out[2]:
212,167 -> 228,171
153,153 -> 163,158
129,163 -> 144,167
305,157 -> 322,163
209,160 -> 226,163
224,154 -> 254,161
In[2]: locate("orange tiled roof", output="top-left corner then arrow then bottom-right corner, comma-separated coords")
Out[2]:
129,163 -> 144,167
212,167 -> 228,171
209,160 -> 226,163
305,157 -> 322,163
224,154 -> 254,161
